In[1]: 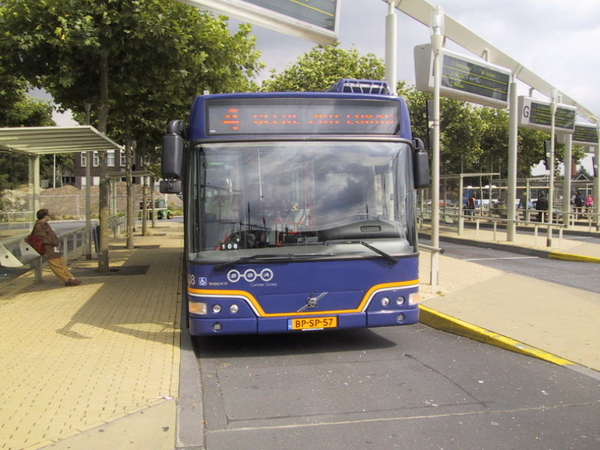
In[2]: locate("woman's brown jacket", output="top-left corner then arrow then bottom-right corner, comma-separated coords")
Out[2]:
32,220 -> 62,259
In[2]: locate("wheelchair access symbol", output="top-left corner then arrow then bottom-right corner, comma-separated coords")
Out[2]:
227,268 -> 274,283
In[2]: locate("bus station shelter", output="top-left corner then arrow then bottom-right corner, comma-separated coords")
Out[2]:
0,126 -> 123,266
0,126 -> 122,212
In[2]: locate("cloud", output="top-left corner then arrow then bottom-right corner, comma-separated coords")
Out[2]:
52,109 -> 78,127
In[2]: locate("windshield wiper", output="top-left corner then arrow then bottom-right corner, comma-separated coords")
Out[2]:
325,240 -> 398,265
214,252 -> 358,271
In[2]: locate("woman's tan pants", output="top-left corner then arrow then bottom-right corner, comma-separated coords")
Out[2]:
47,257 -> 75,284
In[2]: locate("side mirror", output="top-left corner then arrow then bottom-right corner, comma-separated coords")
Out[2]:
412,138 -> 430,189
161,120 -> 185,179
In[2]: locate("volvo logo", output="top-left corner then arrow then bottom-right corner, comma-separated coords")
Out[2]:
227,268 -> 274,283
298,292 -> 328,312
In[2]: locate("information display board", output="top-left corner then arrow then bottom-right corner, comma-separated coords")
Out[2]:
177,0 -> 339,45
517,97 -> 576,134
241,0 -> 336,31
414,44 -> 511,109
572,123 -> 598,146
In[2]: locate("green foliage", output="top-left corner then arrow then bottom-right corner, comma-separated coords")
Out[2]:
0,0 -> 263,167
0,61 -> 55,193
0,61 -> 54,127
260,44 -> 385,92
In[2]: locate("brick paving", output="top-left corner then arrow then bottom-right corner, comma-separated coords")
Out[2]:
0,222 -> 183,450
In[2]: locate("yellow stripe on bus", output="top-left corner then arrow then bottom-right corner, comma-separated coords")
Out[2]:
188,279 -> 419,318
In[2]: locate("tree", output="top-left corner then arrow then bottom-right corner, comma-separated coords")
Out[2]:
261,44 -> 385,92
1,0 -> 262,268
0,63 -> 55,211
403,88 -> 486,177
517,127 -> 551,176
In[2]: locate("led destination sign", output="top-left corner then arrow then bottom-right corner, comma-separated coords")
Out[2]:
414,44 -> 511,109
206,98 -> 401,135
518,97 -> 576,133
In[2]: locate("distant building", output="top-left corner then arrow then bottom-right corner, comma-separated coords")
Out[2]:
72,150 -> 147,189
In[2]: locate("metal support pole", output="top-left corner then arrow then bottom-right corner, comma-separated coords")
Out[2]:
458,175 -> 464,235
29,154 -> 41,220
595,125 -> 600,231
547,89 -> 558,247
429,6 -> 444,290
385,2 -> 398,95
562,133 -> 572,227
507,79 -> 518,241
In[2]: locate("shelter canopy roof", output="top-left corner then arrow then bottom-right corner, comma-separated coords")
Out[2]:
0,126 -> 122,155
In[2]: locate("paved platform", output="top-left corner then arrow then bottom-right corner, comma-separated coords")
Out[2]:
0,222 -> 183,450
418,225 -> 600,376
0,220 -> 599,450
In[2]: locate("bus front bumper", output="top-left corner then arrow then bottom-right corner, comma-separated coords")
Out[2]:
188,308 -> 419,336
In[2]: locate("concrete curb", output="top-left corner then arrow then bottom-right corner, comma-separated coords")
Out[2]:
548,251 -> 600,263
419,305 -> 575,367
419,233 -> 551,259
177,330 -> 205,449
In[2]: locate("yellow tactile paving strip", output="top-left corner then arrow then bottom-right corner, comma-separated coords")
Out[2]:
0,223 -> 183,450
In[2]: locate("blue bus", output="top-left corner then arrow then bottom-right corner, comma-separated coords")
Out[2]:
160,79 -> 429,336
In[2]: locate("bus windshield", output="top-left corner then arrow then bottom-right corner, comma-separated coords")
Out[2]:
190,140 -> 417,261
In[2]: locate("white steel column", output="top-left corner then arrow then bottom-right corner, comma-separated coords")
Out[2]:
29,154 -> 40,217
385,1 -> 398,95
547,89 -> 558,247
562,133 -> 572,227
507,78 -> 518,241
595,124 -> 600,230
429,6 -> 444,289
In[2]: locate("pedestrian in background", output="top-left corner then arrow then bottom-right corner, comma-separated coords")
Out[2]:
585,194 -> 594,214
32,209 -> 82,286
465,195 -> 476,218
535,192 -> 548,222
574,190 -> 584,219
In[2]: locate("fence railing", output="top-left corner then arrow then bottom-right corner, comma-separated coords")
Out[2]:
417,208 -> 584,249
0,226 -> 87,281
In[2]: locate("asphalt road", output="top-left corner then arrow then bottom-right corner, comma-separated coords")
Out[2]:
194,325 -> 600,450
438,239 -> 600,295
190,240 -> 600,449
